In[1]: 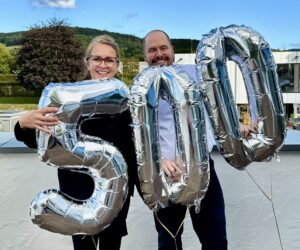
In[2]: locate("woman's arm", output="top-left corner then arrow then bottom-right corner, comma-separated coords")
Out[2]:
14,107 -> 59,149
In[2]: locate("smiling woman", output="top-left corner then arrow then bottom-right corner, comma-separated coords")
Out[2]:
85,35 -> 120,80
14,34 -> 138,250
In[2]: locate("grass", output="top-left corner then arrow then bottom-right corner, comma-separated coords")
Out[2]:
0,97 -> 39,111
0,96 -> 39,104
0,104 -> 38,110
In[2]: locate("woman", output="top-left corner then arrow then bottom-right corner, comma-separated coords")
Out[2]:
14,35 -> 137,250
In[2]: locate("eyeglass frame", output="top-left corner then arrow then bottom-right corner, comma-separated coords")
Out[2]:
87,55 -> 119,66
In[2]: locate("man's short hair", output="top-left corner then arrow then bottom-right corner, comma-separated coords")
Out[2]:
143,30 -> 172,50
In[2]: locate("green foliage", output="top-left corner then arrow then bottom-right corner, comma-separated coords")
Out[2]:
0,96 -> 39,104
2,27 -> 300,56
71,27 -> 144,61
17,20 -> 86,93
0,27 -> 144,61
0,43 -> 13,74
0,26 -> 209,61
0,32 -> 23,46
8,46 -> 21,73
0,73 -> 37,97
172,39 -> 199,53
0,84 -> 37,97
0,74 -> 17,84
120,60 -> 139,85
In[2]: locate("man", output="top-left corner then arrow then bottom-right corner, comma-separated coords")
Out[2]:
143,30 -> 256,250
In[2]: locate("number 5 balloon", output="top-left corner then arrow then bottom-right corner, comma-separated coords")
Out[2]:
31,79 -> 129,235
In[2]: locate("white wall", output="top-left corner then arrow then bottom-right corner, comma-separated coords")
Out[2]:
174,54 -> 248,104
273,51 -> 300,64
140,51 -> 300,117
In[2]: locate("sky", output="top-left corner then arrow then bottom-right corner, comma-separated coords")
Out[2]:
1,0 -> 300,50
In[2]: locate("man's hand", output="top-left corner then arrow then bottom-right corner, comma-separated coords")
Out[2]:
240,121 -> 258,139
161,158 -> 183,182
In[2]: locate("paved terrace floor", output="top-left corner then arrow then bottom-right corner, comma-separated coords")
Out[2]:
1,131 -> 300,250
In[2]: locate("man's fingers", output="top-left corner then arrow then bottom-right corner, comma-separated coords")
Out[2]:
167,163 -> 177,176
164,168 -> 172,177
172,164 -> 183,174
165,161 -> 182,174
161,159 -> 184,178
175,157 -> 184,170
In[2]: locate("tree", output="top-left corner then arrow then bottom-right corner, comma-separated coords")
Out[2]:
8,46 -> 20,74
0,43 -> 13,74
120,59 -> 139,85
17,19 -> 86,93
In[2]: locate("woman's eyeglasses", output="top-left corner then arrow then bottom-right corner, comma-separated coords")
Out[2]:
88,55 -> 119,66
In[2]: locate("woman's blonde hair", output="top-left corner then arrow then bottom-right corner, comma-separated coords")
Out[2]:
85,34 -> 120,62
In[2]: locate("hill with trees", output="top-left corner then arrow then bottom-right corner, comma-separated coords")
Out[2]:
0,27 -> 200,61
1,26 -> 299,60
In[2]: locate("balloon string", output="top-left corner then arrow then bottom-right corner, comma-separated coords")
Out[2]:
91,236 -> 97,250
245,169 -> 271,201
154,210 -> 186,250
246,168 -> 283,250
271,198 -> 283,250
80,235 -> 97,249
270,167 -> 283,250
0,137 -> 14,147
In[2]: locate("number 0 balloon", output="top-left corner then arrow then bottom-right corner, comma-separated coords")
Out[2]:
130,65 -> 209,211
31,79 -> 129,235
196,25 -> 286,169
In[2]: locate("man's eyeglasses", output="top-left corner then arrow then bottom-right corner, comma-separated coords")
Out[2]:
88,55 -> 119,66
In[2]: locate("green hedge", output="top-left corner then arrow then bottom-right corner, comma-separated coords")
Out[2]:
0,74 -> 40,97
0,97 -> 39,104
0,84 -> 37,97
0,74 -> 17,84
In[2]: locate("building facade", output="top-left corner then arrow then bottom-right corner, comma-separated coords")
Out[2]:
175,52 -> 300,119
139,51 -> 300,120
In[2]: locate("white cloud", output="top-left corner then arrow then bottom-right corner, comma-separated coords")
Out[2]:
125,12 -> 139,18
32,0 -> 76,9
113,24 -> 123,28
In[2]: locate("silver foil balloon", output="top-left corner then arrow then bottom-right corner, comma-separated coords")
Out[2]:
130,65 -> 209,211
196,24 -> 286,169
31,79 -> 129,235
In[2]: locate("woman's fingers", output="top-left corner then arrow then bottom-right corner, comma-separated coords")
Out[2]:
40,106 -> 59,115
41,116 -> 58,124
19,107 -> 59,130
35,107 -> 59,126
35,125 -> 52,134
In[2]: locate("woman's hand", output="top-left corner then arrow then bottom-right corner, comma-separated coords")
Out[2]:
161,158 -> 183,182
19,107 -> 59,134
